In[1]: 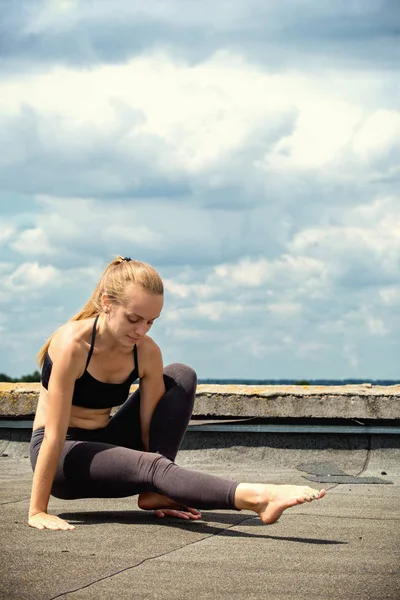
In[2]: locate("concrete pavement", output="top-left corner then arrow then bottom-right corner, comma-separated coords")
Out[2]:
1,430 -> 399,600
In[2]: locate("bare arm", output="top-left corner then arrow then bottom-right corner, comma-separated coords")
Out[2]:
138,340 -> 165,451
28,340 -> 83,529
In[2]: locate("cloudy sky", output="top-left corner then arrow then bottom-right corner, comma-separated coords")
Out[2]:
1,0 -> 399,380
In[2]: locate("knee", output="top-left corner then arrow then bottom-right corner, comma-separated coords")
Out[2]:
51,484 -> 77,500
163,363 -> 197,397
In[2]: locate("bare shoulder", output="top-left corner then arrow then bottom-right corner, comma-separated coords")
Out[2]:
48,320 -> 94,372
137,335 -> 163,377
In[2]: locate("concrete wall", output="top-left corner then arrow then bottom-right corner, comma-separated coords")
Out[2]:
1,382 -> 399,420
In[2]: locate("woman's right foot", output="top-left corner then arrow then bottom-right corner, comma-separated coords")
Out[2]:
235,484 -> 326,524
138,492 -> 202,520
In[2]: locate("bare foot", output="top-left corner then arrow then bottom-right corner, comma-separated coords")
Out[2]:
138,492 -> 202,520
235,484 -> 326,524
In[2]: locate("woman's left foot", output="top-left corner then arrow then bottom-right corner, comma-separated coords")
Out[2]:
235,484 -> 326,524
138,492 -> 202,520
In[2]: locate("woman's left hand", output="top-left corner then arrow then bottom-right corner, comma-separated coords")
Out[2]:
154,507 -> 202,520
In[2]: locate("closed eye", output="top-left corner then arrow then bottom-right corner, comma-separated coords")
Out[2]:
127,316 -> 139,324
127,315 -> 154,326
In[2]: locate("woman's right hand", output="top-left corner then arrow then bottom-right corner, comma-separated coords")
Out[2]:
28,512 -> 75,530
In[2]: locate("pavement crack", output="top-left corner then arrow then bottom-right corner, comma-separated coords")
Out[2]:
49,516 -> 252,599
0,497 -> 30,506
290,512 -> 400,522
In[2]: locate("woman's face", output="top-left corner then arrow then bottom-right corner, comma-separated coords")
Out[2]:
105,284 -> 164,347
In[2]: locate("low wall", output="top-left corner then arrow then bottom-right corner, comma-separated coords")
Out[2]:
1,382 -> 399,420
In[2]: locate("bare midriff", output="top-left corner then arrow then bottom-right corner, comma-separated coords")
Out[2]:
32,387 -> 112,432
69,405 -> 111,429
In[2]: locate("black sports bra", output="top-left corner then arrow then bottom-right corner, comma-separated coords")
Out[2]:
41,316 -> 139,409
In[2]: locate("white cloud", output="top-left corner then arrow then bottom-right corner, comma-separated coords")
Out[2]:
0,225 -> 15,245
342,343 -> 359,369
164,279 -> 214,300
352,109 -> 400,165
265,100 -> 363,171
213,255 -> 328,296
1,51 -> 397,192
164,280 -> 191,298
379,286 -> 400,306
367,317 -> 388,336
104,224 -> 163,247
11,227 -> 53,255
195,301 -> 243,322
4,262 -> 60,292
1,53 -> 290,178
214,259 -> 270,287
290,196 -> 400,286
162,326 -> 205,341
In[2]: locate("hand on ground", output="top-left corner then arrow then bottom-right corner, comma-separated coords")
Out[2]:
154,507 -> 202,520
28,512 -> 75,530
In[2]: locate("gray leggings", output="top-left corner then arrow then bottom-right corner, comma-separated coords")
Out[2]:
30,364 -> 238,510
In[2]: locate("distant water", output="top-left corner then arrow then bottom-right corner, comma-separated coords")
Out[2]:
198,379 -> 399,386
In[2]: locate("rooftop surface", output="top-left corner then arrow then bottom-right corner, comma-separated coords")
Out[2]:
1,428 -> 399,600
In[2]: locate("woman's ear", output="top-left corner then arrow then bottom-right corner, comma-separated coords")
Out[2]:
101,293 -> 112,314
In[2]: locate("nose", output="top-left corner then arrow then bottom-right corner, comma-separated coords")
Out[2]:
134,322 -> 149,337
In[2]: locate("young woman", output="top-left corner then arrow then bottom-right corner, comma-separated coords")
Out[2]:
29,256 -> 326,531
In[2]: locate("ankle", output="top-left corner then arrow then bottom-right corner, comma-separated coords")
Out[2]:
234,483 -> 263,511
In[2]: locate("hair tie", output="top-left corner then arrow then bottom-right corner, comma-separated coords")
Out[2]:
123,257 -> 132,262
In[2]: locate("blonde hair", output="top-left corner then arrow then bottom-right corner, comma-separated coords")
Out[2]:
37,256 -> 163,366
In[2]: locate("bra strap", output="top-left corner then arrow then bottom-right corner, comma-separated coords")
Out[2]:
85,315 -> 99,370
133,343 -> 139,376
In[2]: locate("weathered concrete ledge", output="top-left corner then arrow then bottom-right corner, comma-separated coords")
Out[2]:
1,382 -> 399,420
